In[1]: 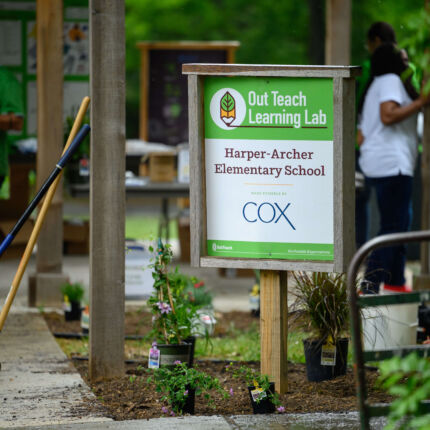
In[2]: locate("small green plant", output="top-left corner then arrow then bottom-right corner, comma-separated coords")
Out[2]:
60,282 -> 84,303
226,363 -> 281,407
291,272 -> 350,343
146,361 -> 229,415
147,240 -> 200,344
377,352 -> 430,430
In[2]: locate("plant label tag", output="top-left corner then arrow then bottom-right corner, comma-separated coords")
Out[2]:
251,388 -> 267,402
321,343 -> 336,366
62,301 -> 71,312
148,347 -> 160,369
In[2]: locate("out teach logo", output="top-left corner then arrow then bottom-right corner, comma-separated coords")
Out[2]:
210,88 -> 246,130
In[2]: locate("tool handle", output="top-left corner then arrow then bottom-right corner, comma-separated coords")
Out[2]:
0,124 -> 91,257
58,124 -> 90,168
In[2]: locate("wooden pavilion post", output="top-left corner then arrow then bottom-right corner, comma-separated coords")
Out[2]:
32,0 -> 68,306
325,0 -> 351,65
89,0 -> 126,381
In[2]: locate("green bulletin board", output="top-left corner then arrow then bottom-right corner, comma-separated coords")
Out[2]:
0,0 -> 89,140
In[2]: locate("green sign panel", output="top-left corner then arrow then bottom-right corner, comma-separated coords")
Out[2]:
203,76 -> 334,261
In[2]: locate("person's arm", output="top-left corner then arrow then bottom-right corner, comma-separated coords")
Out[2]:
357,129 -> 364,147
380,92 -> 430,125
0,113 -> 23,131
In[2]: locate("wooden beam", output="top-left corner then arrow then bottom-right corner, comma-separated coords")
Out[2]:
333,77 -> 356,272
325,0 -> 351,65
420,106 -> 430,277
36,0 -> 64,278
260,270 -> 288,394
89,0 -> 126,381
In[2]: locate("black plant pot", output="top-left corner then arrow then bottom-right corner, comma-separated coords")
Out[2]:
184,336 -> 196,367
172,386 -> 195,415
247,382 -> 276,414
303,338 -> 349,382
64,301 -> 82,321
158,343 -> 192,367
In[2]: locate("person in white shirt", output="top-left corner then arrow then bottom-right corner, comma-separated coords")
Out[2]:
357,43 -> 430,293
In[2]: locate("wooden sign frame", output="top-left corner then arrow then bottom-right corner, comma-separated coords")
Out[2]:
136,41 -> 240,143
183,64 -> 361,274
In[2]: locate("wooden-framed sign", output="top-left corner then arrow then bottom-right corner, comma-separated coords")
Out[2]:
136,41 -> 240,146
183,64 -> 361,273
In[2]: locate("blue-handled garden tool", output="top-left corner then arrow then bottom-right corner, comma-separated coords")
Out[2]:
0,96 -> 90,332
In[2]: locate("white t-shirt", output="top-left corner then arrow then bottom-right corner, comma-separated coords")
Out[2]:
358,73 -> 418,178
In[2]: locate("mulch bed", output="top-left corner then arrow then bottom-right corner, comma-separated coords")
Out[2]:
43,310 -> 392,420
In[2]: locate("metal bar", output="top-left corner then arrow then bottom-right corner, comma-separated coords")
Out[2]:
347,230 -> 430,430
364,345 -> 430,362
367,401 -> 430,418
358,291 -> 430,307
366,403 -> 391,418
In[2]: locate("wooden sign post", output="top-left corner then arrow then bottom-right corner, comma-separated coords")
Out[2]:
184,64 -> 359,393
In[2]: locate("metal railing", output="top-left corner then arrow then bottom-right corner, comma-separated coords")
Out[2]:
347,230 -> 430,430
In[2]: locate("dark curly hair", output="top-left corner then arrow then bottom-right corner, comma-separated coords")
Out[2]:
367,22 -> 397,44
358,43 -> 418,113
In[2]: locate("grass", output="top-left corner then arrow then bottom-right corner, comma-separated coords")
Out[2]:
125,216 -> 178,241
55,326 -> 313,364
63,214 -> 179,241
54,315 -> 354,365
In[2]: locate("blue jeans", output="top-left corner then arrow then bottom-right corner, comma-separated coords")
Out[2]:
364,174 -> 413,292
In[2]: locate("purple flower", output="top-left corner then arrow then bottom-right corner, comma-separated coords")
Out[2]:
156,301 -> 172,314
161,406 -> 168,414
277,406 -> 285,413
184,389 -> 188,396
229,388 -> 234,396
174,360 -> 181,365
170,410 -> 175,416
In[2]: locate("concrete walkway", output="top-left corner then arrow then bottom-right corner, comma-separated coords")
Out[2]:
0,311 -> 109,428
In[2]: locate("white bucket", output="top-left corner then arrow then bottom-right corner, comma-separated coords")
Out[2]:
362,290 -> 418,351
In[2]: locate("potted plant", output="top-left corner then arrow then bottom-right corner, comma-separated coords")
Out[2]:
147,240 -> 201,367
291,271 -> 350,382
60,282 -> 84,321
146,361 -> 229,415
227,364 -> 282,414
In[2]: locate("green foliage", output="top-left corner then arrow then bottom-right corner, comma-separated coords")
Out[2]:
146,361 -> 229,414
226,363 -> 281,406
350,0 -> 425,66
402,8 -> 430,94
291,272 -> 349,343
60,282 -> 84,303
147,240 -> 200,344
124,0 -> 310,138
378,353 -> 430,430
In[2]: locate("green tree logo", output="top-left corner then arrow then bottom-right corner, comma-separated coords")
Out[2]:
220,91 -> 236,126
